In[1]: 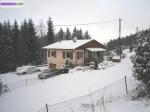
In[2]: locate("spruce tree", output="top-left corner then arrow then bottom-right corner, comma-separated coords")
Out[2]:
11,20 -> 20,66
47,17 -> 54,45
0,22 -> 4,72
133,37 -> 150,90
57,28 -> 64,41
84,30 -> 91,39
0,21 -> 15,72
72,27 -> 77,38
20,19 -> 28,65
76,29 -> 83,39
65,27 -> 71,40
26,19 -> 40,64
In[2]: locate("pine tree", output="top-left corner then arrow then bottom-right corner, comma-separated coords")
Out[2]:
26,19 -> 40,64
0,22 -> 5,72
133,37 -> 150,91
84,30 -> 91,39
76,29 -> 83,39
46,17 -> 54,45
65,27 -> 71,40
57,28 -> 64,41
20,19 -> 28,65
72,27 -> 77,38
11,20 -> 20,66
0,21 -> 15,72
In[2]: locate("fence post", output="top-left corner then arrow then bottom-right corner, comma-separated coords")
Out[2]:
124,76 -> 128,94
46,104 -> 48,112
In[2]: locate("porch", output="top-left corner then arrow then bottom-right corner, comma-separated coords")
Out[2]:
84,48 -> 106,65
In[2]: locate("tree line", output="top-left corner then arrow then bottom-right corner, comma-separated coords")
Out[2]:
0,17 -> 91,73
106,33 -> 138,51
106,29 -> 150,51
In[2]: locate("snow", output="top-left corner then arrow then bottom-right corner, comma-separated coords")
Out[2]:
86,48 -> 106,51
16,66 -> 40,75
0,66 -> 48,90
142,42 -> 149,47
106,98 -> 150,112
112,55 -> 120,60
43,39 -> 92,49
0,49 -> 149,112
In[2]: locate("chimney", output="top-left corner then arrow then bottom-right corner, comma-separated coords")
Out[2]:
73,36 -> 77,42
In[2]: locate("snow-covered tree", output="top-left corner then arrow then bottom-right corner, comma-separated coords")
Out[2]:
133,36 -> 150,90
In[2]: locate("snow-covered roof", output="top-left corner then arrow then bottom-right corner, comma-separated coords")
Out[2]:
86,48 -> 106,52
43,39 -> 93,49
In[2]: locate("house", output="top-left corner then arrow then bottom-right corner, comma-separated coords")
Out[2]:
43,39 -> 106,69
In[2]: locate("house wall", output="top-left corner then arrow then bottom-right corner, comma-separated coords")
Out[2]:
47,49 -> 85,69
47,50 -> 65,69
74,50 -> 84,66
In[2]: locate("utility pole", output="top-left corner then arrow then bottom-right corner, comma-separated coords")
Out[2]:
119,18 -> 121,39
136,27 -> 139,33
118,18 -> 122,61
124,76 -> 128,95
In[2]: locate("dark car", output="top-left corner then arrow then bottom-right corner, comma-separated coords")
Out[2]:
59,68 -> 69,74
38,73 -> 50,79
38,69 -> 60,79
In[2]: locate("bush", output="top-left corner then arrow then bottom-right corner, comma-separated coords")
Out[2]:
63,59 -> 73,69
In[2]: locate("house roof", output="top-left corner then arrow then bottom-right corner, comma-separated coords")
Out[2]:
86,48 -> 106,52
43,39 -> 94,49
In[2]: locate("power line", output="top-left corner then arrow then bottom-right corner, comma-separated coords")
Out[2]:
122,19 -> 137,29
34,19 -> 118,28
54,19 -> 118,27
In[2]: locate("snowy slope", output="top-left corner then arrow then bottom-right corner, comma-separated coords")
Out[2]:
106,98 -> 150,112
0,49 -> 146,112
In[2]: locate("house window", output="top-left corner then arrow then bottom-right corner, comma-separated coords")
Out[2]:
67,52 -> 70,58
77,51 -> 83,59
48,50 -> 50,57
62,50 -> 73,59
48,50 -> 56,58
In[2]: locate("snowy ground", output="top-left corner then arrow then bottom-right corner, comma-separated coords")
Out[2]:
0,49 -> 149,112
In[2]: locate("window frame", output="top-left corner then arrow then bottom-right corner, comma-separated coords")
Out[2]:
63,50 -> 73,59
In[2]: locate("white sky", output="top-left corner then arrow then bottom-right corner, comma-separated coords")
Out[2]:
0,0 -> 150,43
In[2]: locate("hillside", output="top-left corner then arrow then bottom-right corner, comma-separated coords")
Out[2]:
107,28 -> 150,50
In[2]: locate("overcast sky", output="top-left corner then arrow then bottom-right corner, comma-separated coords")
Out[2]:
0,0 -> 150,43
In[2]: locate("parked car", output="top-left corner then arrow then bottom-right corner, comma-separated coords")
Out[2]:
59,68 -> 69,74
42,69 -> 52,73
38,69 -> 60,79
16,66 -> 40,75
38,73 -> 51,79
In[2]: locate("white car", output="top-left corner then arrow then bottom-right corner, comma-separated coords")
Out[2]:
16,66 -> 40,75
